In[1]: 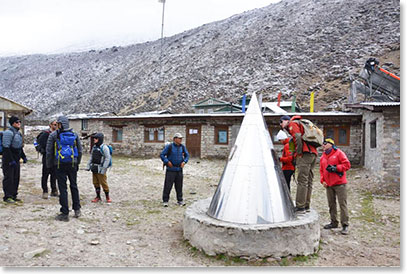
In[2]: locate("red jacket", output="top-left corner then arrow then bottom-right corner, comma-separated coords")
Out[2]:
279,139 -> 295,171
288,115 -> 318,156
320,148 -> 351,187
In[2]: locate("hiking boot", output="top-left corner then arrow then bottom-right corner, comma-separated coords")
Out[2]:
294,207 -> 306,214
163,202 -> 169,207
74,209 -> 81,218
13,197 -> 23,203
50,191 -> 59,197
91,197 -> 101,203
42,192 -> 48,199
106,197 -> 112,203
4,198 -> 15,204
323,223 -> 338,229
177,201 -> 186,206
55,214 -> 69,222
305,206 -> 311,212
341,225 -> 349,235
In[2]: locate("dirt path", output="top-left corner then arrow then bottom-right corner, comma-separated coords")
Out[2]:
0,145 -> 400,267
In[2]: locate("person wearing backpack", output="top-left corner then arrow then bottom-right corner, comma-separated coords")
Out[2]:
320,138 -> 351,235
46,116 -> 82,221
38,119 -> 58,199
160,132 -> 190,207
1,116 -> 26,204
281,115 -> 318,214
86,133 -> 112,203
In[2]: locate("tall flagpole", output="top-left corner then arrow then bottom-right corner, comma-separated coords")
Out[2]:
158,0 -> 166,110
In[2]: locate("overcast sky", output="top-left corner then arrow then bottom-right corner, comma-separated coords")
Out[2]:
0,0 -> 279,56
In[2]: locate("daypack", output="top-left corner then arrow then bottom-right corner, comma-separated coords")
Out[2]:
55,131 -> 78,166
35,130 -> 50,154
100,144 -> 113,168
294,119 -> 324,148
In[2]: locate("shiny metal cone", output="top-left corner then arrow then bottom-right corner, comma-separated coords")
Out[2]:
207,92 -> 295,224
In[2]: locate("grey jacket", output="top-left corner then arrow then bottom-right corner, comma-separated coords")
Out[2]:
46,116 -> 82,169
87,144 -> 111,175
2,126 -> 23,163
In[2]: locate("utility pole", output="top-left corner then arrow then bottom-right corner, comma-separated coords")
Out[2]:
157,0 -> 166,111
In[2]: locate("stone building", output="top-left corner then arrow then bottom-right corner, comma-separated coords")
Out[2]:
0,95 -> 33,136
346,102 -> 400,191
68,112 -> 363,165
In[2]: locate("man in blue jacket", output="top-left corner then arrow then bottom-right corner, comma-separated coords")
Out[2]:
160,132 -> 189,207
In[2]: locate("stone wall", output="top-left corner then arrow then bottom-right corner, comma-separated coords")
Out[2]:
382,108 -> 400,189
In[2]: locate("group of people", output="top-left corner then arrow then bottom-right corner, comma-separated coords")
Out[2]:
1,115 -> 112,222
2,114 -> 350,234
277,115 -> 351,235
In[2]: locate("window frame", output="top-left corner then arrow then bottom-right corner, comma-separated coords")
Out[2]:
144,125 -> 165,143
214,125 -> 229,145
81,119 -> 89,130
112,127 -> 123,143
323,125 -> 350,146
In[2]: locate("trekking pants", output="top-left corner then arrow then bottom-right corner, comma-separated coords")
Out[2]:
2,162 -> 20,201
41,154 -> 57,193
326,184 -> 349,227
92,173 -> 109,193
56,164 -> 81,215
162,170 -> 183,203
295,153 -> 317,209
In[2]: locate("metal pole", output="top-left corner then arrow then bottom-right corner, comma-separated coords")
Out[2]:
157,0 -> 166,110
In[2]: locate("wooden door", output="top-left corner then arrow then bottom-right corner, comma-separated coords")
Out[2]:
186,125 -> 201,158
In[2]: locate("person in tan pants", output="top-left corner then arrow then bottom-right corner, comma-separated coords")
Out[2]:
87,133 -> 112,203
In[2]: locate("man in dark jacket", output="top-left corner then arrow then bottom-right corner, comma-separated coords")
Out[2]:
38,119 -> 58,199
160,133 -> 190,207
2,116 -> 26,203
46,116 -> 82,221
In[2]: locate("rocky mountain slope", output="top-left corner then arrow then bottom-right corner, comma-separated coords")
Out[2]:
0,0 -> 400,119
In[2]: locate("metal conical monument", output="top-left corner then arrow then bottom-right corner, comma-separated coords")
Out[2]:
207,92 -> 295,224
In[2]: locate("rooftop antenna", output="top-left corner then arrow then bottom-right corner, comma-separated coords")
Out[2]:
157,0 -> 166,110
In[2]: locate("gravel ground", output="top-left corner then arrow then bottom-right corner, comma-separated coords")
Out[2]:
0,145 -> 400,267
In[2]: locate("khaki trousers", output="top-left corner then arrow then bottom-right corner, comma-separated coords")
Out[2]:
295,153 -> 317,208
92,173 -> 109,193
326,184 -> 349,226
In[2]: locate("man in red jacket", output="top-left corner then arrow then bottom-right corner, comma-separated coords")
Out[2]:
320,138 -> 351,235
281,115 -> 318,213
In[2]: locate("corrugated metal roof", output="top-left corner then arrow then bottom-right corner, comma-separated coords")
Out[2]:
68,111 -> 361,120
359,102 -> 400,107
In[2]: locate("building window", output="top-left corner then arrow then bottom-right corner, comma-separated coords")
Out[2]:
370,121 -> 377,149
323,126 -> 350,146
81,119 -> 88,130
113,128 -> 123,143
208,109 -> 213,113
215,126 -> 228,145
199,109 -> 204,114
144,126 -> 165,143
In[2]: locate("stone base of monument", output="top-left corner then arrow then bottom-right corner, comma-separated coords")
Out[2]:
183,198 -> 320,258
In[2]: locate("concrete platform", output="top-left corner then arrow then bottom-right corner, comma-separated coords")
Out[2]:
183,198 -> 320,258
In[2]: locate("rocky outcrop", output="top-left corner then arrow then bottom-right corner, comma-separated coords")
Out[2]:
0,0 -> 400,119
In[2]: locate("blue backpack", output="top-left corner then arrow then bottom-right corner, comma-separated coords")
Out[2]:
55,131 -> 78,166
101,144 -> 113,168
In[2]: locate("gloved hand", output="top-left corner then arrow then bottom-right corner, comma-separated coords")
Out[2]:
22,156 -> 28,163
9,160 -> 17,167
326,165 -> 337,173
